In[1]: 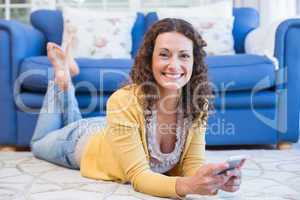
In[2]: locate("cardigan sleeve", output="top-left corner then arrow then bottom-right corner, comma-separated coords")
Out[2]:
105,87 -> 181,198
181,116 -> 207,177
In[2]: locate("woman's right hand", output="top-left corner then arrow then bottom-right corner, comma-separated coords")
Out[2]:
176,163 -> 230,197
191,163 -> 231,195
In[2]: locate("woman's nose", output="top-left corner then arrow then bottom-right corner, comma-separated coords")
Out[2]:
168,57 -> 180,70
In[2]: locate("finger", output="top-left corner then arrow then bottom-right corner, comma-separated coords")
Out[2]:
205,184 -> 220,196
223,185 -> 240,193
209,175 -> 231,190
233,178 -> 241,186
225,177 -> 241,187
204,177 -> 224,193
237,159 -> 246,169
214,174 -> 230,186
206,163 -> 229,176
209,188 -> 219,196
226,168 -> 241,177
232,185 -> 240,192
225,169 -> 235,177
220,179 -> 241,192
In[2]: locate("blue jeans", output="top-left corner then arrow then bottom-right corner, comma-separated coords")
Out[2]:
31,79 -> 106,169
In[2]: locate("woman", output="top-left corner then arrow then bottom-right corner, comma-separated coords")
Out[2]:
31,18 -> 243,199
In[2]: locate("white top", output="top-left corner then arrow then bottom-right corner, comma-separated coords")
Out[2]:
146,109 -> 188,173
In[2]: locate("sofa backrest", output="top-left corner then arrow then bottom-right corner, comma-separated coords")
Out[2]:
145,7 -> 259,54
31,10 -> 64,46
30,9 -> 145,57
232,8 -> 259,53
30,7 -> 259,56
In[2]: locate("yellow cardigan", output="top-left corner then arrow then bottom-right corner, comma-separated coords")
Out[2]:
80,84 -> 206,198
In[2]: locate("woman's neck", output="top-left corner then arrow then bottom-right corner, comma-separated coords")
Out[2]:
157,88 -> 181,114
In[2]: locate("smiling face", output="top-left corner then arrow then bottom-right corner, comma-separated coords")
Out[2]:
151,31 -> 194,94
130,18 -> 211,122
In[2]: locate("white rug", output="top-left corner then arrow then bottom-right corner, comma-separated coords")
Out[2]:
0,149 -> 299,200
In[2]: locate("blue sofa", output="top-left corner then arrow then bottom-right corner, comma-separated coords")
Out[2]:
0,8 -> 299,147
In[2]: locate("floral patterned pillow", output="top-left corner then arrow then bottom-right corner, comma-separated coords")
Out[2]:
158,11 -> 235,55
62,7 -> 136,58
184,16 -> 235,55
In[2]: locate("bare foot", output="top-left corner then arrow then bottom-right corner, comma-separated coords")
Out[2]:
47,42 -> 79,77
47,42 -> 79,90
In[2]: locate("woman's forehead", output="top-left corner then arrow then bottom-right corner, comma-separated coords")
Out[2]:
154,32 -> 193,50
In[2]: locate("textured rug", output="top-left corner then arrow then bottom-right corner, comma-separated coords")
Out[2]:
0,149 -> 299,200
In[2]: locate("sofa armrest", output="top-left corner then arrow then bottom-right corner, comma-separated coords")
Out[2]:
0,20 -> 46,146
0,20 -> 46,82
274,18 -> 300,142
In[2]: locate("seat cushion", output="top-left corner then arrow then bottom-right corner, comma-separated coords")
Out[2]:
20,54 -> 275,93
214,90 -> 276,109
207,54 -> 276,92
20,56 -> 133,93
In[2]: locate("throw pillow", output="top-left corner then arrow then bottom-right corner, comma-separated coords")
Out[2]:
156,0 -> 235,55
62,7 -> 136,58
177,16 -> 235,56
156,16 -> 235,56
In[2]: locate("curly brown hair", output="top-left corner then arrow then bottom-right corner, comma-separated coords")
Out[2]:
129,18 -> 213,125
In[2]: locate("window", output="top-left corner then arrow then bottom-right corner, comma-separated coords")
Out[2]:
56,0 -> 131,10
0,0 -> 31,23
0,0 -> 230,23
141,0 -> 220,10
0,8 -> 4,19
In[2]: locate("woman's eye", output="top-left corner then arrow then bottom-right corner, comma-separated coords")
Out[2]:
159,53 -> 168,57
181,54 -> 190,59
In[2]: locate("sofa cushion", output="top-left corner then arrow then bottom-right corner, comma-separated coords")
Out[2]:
19,54 -> 275,93
207,54 -> 276,92
30,10 -> 145,58
214,90 -> 276,109
154,1 -> 235,55
20,56 -> 133,93
145,8 -> 259,54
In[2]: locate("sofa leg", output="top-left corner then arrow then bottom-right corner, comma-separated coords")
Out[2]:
0,146 -> 17,151
277,142 -> 292,150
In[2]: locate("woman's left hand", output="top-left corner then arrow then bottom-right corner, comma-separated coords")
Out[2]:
219,159 -> 245,193
219,169 -> 241,192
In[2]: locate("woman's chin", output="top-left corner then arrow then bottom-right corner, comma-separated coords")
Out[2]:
159,82 -> 184,91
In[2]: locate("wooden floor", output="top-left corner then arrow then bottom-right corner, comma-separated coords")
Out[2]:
0,146 -> 30,152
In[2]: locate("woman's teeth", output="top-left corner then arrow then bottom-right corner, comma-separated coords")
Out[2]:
162,72 -> 183,79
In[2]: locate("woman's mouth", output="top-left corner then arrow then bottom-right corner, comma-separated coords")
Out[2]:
161,72 -> 184,80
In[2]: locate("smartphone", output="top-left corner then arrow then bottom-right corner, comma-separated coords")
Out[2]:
218,155 -> 248,175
